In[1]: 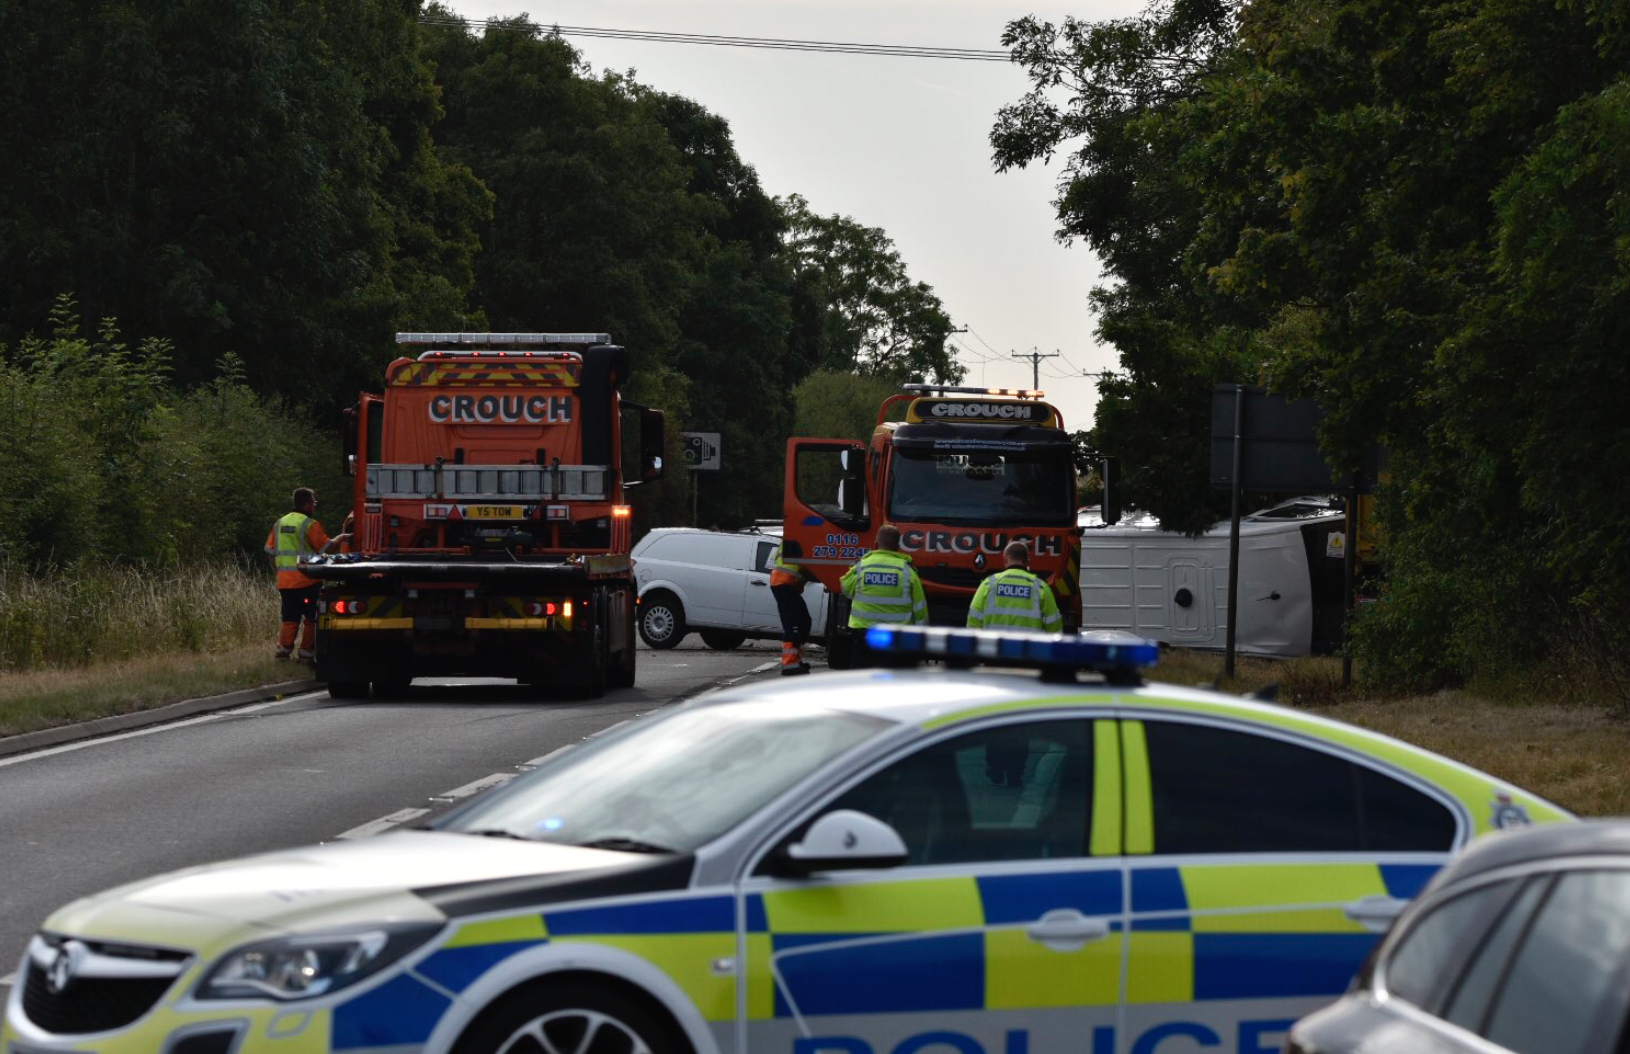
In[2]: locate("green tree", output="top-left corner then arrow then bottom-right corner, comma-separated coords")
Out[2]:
791,370 -> 902,441
996,0 -> 1630,690
782,195 -> 962,385
0,0 -> 488,404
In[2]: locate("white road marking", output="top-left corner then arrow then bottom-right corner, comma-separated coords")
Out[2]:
520,745 -> 574,768
583,719 -> 629,739
429,772 -> 515,803
0,692 -> 324,770
0,972 -> 13,988
749,661 -> 777,674
336,807 -> 430,841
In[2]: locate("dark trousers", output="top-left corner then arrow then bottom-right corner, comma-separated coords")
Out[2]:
771,584 -> 812,645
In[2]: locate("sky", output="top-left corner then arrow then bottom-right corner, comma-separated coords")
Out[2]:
441,0 -> 1148,431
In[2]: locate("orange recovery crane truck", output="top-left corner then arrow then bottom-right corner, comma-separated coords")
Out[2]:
783,384 -> 1082,667
306,332 -> 664,699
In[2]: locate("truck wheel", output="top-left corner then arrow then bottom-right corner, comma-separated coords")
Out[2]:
609,641 -> 636,689
580,624 -> 608,699
452,980 -> 685,1054
326,681 -> 369,700
637,592 -> 686,649
826,629 -> 856,671
699,630 -> 747,650
372,679 -> 412,698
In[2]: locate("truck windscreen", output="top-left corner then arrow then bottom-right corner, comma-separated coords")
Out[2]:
888,447 -> 1074,527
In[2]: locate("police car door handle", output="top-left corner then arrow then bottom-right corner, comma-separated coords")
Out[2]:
750,580 -> 768,587
1342,895 -> 1409,933
1025,909 -> 1110,952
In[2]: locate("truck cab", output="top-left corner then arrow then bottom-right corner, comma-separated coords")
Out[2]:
784,385 -> 1083,658
311,332 -> 663,699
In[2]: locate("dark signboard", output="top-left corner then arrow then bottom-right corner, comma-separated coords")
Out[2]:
1210,385 -> 1380,493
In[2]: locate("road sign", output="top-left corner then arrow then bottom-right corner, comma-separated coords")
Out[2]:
681,432 -> 721,472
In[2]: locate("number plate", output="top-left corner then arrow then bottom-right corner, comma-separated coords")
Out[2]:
463,505 -> 525,520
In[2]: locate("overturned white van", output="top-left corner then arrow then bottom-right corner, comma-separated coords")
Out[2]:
1080,497 -> 1348,657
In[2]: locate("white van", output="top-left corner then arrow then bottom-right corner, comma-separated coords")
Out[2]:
631,528 -> 830,649
1081,498 -> 1348,657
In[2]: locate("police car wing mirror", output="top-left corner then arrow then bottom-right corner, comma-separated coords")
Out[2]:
778,809 -> 908,877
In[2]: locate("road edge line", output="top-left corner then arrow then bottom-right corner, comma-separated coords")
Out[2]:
0,678 -> 321,760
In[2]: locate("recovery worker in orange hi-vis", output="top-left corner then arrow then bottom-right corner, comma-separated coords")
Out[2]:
263,487 -> 333,662
768,540 -> 816,675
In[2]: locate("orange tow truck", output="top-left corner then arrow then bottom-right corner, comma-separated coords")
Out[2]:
783,384 -> 1082,666
307,332 -> 664,698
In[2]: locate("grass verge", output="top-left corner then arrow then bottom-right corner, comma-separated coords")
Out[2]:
1150,649 -> 1630,817
0,645 -> 301,738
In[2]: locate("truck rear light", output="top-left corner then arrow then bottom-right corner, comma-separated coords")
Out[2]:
332,600 -> 369,615
612,505 -> 632,519
563,601 -> 573,619
546,506 -> 569,521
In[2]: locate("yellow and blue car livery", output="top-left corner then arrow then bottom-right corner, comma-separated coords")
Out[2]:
4,629 -> 1572,1054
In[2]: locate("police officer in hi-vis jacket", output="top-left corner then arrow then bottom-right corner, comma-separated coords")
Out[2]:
967,541 -> 1063,633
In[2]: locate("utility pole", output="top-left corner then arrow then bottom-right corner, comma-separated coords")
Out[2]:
1010,347 -> 1060,389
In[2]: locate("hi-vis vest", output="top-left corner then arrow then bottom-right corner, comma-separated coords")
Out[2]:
842,550 -> 927,628
771,545 -> 799,576
272,512 -> 316,570
967,567 -> 1063,632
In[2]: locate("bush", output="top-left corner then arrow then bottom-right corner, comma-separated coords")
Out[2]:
0,297 -> 347,569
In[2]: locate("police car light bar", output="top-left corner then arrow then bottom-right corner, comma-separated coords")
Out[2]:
864,627 -> 1158,681
396,332 -> 613,346
901,384 -> 1045,399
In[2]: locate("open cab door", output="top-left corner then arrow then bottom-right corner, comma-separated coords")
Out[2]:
783,439 -> 877,666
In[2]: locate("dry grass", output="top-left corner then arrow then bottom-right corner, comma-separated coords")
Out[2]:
0,563 -> 291,737
1149,648 -> 1630,817
0,645 -> 299,737
0,561 -> 276,672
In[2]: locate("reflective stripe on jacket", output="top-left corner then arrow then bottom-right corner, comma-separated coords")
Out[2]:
840,550 -> 928,628
967,567 -> 1063,632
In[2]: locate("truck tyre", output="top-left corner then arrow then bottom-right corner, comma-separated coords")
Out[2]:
578,621 -> 608,699
372,679 -> 412,698
609,638 -> 636,689
452,979 -> 685,1054
699,629 -> 747,650
637,592 -> 686,649
326,681 -> 369,700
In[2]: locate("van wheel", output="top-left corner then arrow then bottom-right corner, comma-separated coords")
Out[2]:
638,592 -> 686,649
453,981 -> 684,1054
699,630 -> 747,650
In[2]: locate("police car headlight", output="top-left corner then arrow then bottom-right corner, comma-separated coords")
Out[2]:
199,924 -> 437,1001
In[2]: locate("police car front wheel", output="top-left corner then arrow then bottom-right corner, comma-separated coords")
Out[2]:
453,980 -> 687,1054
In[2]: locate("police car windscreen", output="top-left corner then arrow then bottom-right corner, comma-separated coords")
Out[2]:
888,448 -> 1074,527
436,706 -> 885,851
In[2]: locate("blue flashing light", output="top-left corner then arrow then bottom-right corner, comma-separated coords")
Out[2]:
863,627 -> 1159,674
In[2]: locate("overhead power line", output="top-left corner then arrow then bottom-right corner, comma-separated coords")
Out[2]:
417,16 -> 1013,62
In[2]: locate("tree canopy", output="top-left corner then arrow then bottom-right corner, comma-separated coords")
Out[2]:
996,0 -> 1630,689
0,4 -> 957,556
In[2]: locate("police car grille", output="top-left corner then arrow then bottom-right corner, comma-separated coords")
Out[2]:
917,566 -> 986,589
21,960 -> 176,1035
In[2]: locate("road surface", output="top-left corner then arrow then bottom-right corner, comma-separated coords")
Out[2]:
0,640 -> 782,983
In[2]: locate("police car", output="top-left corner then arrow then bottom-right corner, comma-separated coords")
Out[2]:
4,630 -> 1571,1054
